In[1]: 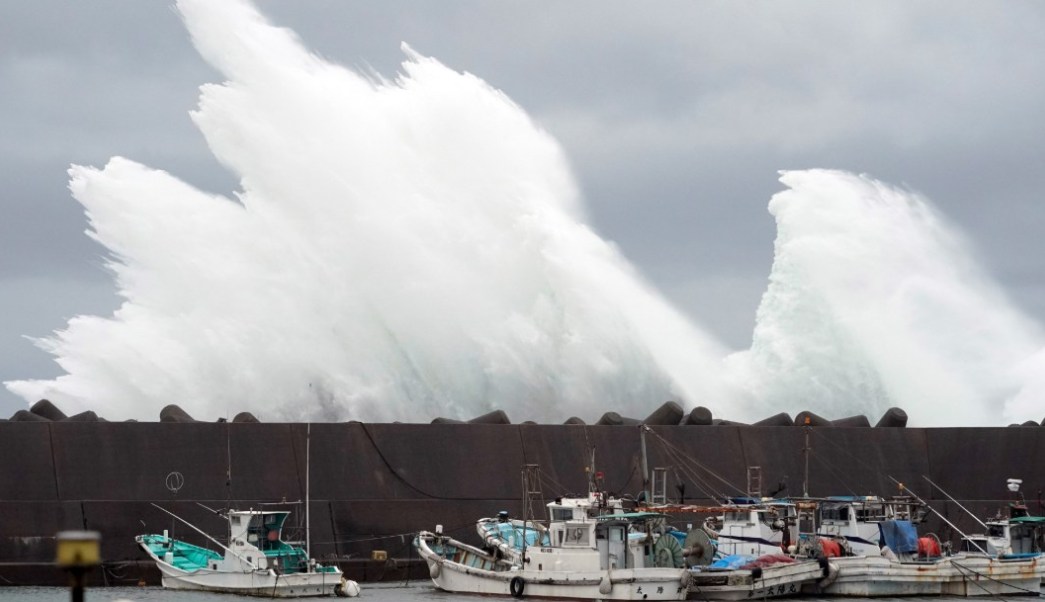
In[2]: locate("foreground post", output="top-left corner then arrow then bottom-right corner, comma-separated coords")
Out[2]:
56,531 -> 100,602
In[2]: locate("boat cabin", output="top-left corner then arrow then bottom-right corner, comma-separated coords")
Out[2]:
707,498 -> 797,557
960,515 -> 1045,557
229,510 -> 290,551
225,509 -> 311,574
812,496 -> 924,556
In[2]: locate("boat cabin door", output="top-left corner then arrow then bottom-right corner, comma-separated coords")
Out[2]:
599,524 -> 627,570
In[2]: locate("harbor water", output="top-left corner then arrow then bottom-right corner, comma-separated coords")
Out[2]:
3,582 -> 1043,601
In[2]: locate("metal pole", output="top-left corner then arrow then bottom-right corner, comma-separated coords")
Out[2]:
922,475 -> 988,530
70,568 -> 85,602
306,422 -> 311,569
640,426 -> 651,504
521,468 -> 528,566
888,477 -> 988,556
802,427 -> 810,498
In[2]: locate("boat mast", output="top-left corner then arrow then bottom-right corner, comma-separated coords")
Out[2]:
226,421 -> 233,507
306,421 -> 311,570
520,467 -> 528,566
640,425 -> 651,504
802,427 -> 810,498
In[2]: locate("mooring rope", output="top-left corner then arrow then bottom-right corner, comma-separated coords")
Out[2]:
950,558 -> 1043,598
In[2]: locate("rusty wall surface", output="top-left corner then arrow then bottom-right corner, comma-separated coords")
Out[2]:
1,422 -> 1042,585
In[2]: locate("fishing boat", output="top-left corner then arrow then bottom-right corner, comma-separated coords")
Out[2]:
958,478 -> 1045,558
796,494 -> 1044,597
416,514 -> 689,600
647,499 -> 826,600
136,507 -> 359,597
685,504 -> 827,600
416,463 -> 690,601
946,478 -> 1045,595
136,423 -> 358,597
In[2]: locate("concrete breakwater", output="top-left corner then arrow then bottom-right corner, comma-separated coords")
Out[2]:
2,402 -> 1044,586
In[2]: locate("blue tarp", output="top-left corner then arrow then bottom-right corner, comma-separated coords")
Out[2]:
710,554 -> 757,570
879,520 -> 919,554
483,522 -> 549,549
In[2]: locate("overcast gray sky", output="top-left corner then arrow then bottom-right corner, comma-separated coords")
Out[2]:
3,1 -> 1044,419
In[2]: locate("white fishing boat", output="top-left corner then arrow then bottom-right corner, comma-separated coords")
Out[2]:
639,427 -> 826,600
807,494 -> 926,556
945,478 -> 1045,595
417,514 -> 689,600
137,423 -> 359,598
136,507 -> 359,597
651,499 -> 826,599
417,469 -> 689,602
799,498 -> 1044,597
958,478 -> 1045,558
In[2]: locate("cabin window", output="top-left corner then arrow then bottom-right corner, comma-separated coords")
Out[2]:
563,523 -> 590,546
551,508 -> 573,521
247,513 -> 289,551
231,516 -> 241,526
821,506 -> 849,522
961,538 -> 987,553
856,505 -> 886,521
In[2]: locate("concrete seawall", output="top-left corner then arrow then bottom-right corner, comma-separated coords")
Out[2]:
1,421 -> 1042,585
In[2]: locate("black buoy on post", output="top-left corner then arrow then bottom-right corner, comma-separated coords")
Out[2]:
56,530 -> 100,602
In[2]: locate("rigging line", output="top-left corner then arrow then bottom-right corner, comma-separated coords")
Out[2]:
808,450 -> 859,497
646,441 -> 717,501
807,428 -> 889,483
653,442 -> 723,502
537,469 -> 572,496
609,463 -> 640,497
950,560 -> 1032,599
660,441 -> 728,500
644,428 -> 742,500
643,427 -> 746,498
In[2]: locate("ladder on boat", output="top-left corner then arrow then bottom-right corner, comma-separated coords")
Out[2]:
651,467 -> 669,505
747,466 -> 762,499
522,464 -> 544,524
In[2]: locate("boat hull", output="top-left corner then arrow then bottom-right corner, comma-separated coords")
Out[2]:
943,555 -> 1044,596
157,563 -> 342,598
139,539 -> 345,598
687,560 -> 825,600
808,556 -> 952,596
805,555 -> 1044,597
417,533 -> 688,601
428,561 -> 688,601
